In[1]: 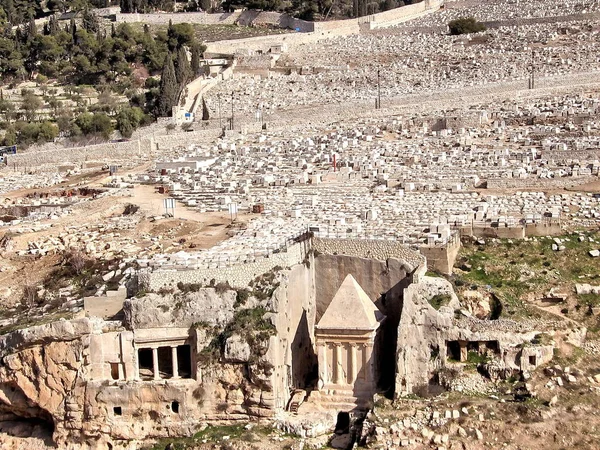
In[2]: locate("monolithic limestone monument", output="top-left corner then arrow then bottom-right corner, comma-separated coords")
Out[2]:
313,274 -> 385,410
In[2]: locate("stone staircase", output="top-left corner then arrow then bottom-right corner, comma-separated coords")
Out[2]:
299,389 -> 373,413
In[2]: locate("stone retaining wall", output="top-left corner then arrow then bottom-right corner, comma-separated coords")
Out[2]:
115,11 -> 243,25
487,175 -> 598,190
419,234 -> 461,275
116,1 -> 439,39
312,237 -> 425,270
5,128 -> 225,172
5,140 -> 143,169
142,241 -> 308,290
115,10 -> 315,31
205,0 -> 442,54
542,149 -> 600,161
142,237 -> 426,290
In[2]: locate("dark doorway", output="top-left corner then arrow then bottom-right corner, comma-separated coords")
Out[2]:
467,342 -> 480,353
110,363 -> 120,380
447,341 -> 461,361
335,411 -> 350,435
138,348 -> 153,380
177,345 -> 192,378
484,340 -> 500,354
158,347 -> 173,378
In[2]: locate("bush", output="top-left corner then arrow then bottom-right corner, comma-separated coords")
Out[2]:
429,294 -> 451,310
448,17 -> 487,35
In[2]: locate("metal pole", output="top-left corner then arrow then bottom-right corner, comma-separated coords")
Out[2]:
231,91 -> 234,130
218,93 -> 222,129
529,48 -> 535,90
377,68 -> 381,109
531,49 -> 535,89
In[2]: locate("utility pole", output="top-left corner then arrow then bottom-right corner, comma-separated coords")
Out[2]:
529,48 -> 535,90
218,93 -> 222,129
230,91 -> 234,130
376,69 -> 381,109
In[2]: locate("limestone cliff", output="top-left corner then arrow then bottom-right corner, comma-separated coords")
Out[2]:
395,276 -> 456,396
0,319 -> 94,446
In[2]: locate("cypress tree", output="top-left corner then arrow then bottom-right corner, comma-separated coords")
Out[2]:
49,15 -> 60,35
5,0 -> 15,24
156,53 -> 178,117
175,46 -> 191,86
83,9 -> 100,33
26,18 -> 36,41
70,18 -> 77,39
191,44 -> 201,76
120,0 -> 133,13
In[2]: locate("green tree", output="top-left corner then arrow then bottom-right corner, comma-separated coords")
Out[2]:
26,17 -> 37,41
175,45 -> 191,85
120,0 -> 134,13
380,0 -> 397,11
156,52 -> 178,117
38,121 -> 58,141
167,22 -> 194,51
190,43 -> 201,76
75,111 -> 94,134
116,105 -> 144,137
47,14 -> 60,35
91,112 -> 113,139
21,90 -> 42,121
18,122 -> 40,145
97,89 -> 119,114
0,96 -> 15,122
82,9 -> 99,33
448,17 -> 486,35
2,125 -> 16,145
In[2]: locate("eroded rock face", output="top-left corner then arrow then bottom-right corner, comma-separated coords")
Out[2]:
459,290 -> 492,319
395,274 -> 560,397
123,288 -> 237,329
0,320 -> 91,446
224,335 -> 251,363
395,275 -> 455,396
0,285 -> 286,448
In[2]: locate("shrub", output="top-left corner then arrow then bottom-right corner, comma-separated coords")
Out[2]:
429,294 -> 451,310
448,17 -> 487,35
215,281 -> 231,294
234,289 -> 250,308
176,282 -> 202,293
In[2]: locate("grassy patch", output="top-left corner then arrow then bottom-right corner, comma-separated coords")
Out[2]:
0,311 -> 73,335
143,425 -> 280,450
579,293 -> 600,307
455,232 -> 600,321
425,271 -> 445,278
429,294 -> 452,310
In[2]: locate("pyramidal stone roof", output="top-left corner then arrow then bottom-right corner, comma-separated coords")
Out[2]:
317,274 -> 384,330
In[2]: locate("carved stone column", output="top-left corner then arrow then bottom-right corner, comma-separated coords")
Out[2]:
349,343 -> 358,384
152,347 -> 160,380
172,346 -> 179,379
317,341 -> 328,388
335,343 -> 344,385
363,343 -> 374,384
